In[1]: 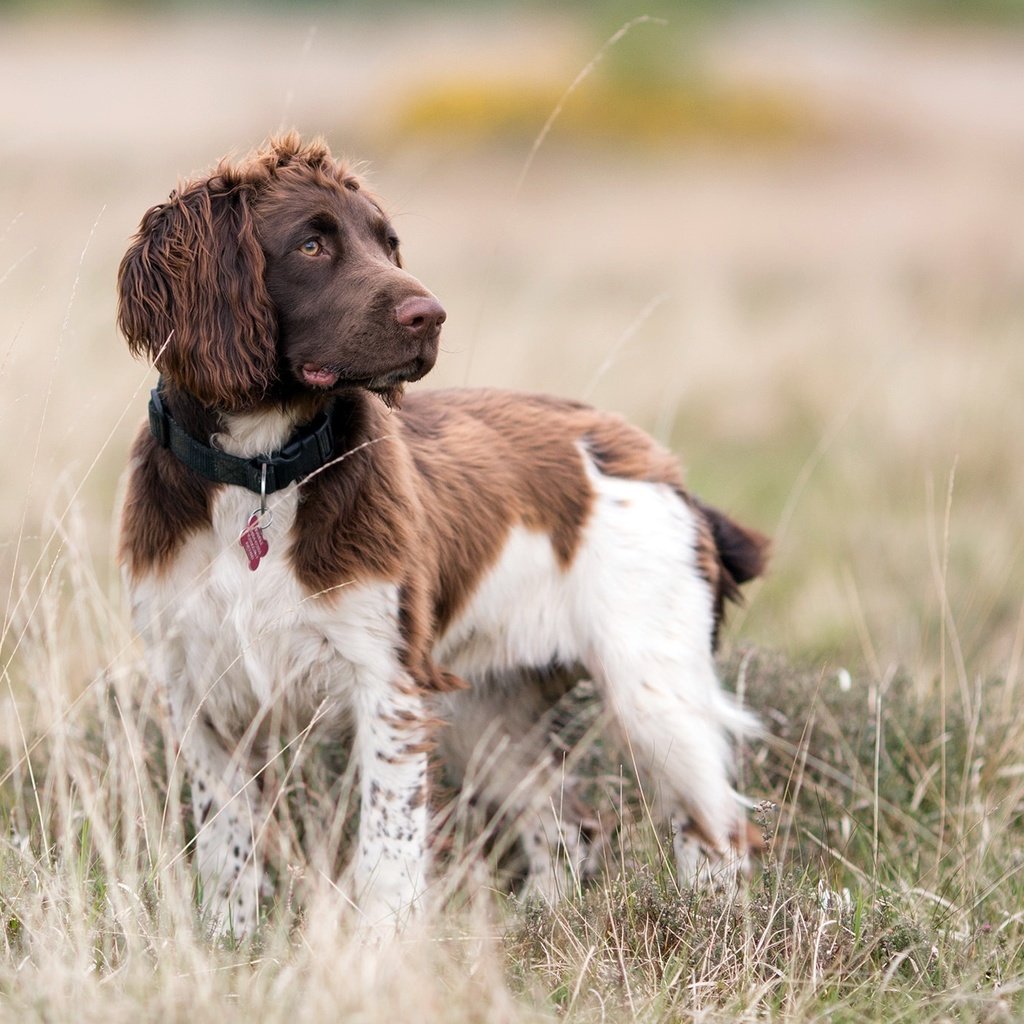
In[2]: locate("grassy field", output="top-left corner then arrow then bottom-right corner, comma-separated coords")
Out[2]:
2,6 -> 1024,1021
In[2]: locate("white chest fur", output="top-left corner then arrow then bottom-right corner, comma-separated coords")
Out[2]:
129,483 -> 400,739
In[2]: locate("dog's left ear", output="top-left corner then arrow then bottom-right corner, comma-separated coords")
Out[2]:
117,179 -> 277,410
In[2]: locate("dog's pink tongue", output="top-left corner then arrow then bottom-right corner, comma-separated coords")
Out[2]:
301,365 -> 339,388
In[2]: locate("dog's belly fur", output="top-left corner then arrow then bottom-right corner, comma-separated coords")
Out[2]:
434,524 -> 578,679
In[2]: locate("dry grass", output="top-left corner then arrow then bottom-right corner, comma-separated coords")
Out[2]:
2,6 -> 1024,1022
3,546 -> 1023,1021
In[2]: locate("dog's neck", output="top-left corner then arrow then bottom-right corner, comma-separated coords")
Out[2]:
216,405 -> 312,459
158,381 -> 382,467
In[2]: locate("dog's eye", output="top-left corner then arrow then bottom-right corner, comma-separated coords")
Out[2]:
299,238 -> 323,257
386,233 -> 400,252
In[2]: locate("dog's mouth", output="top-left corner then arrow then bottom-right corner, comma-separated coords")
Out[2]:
301,364 -> 341,389
300,360 -> 429,393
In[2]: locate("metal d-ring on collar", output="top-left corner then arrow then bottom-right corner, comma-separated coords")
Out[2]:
248,462 -> 274,532
147,379 -> 338,496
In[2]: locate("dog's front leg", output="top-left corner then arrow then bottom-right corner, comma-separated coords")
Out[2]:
352,675 -> 431,933
137,619 -> 265,940
168,692 -> 267,940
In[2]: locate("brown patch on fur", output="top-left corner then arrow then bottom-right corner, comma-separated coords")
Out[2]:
401,737 -> 438,757
384,705 -> 446,747
289,395 -> 408,590
284,393 -> 458,694
582,414 -> 687,489
677,815 -> 721,854
119,425 -> 215,576
398,389 -> 601,632
683,814 -> 766,859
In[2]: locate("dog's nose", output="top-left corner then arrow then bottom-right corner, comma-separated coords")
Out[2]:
395,296 -> 446,336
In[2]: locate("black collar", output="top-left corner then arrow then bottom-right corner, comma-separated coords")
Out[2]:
148,384 -> 337,495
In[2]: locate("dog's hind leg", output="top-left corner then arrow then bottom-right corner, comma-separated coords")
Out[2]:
573,466 -> 756,889
438,674 -> 595,904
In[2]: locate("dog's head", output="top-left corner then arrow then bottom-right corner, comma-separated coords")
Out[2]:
117,133 -> 444,411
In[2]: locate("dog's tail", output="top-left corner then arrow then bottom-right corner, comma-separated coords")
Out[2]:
692,497 -> 770,647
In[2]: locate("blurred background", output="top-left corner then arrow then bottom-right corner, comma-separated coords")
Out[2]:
2,0 -> 1023,685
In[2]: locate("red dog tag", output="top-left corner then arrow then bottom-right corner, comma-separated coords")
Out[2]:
239,513 -> 270,571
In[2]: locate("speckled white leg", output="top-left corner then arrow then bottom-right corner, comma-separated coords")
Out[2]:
173,705 -> 266,939
352,676 -> 430,933
135,602 -> 266,940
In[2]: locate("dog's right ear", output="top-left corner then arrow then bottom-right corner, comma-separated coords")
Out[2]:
116,180 -> 277,410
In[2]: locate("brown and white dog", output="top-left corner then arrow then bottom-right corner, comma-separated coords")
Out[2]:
117,133 -> 767,937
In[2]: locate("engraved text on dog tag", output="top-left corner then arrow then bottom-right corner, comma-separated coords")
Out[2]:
239,513 -> 270,571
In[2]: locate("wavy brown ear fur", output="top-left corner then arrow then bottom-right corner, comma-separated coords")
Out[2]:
117,178 -> 277,410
